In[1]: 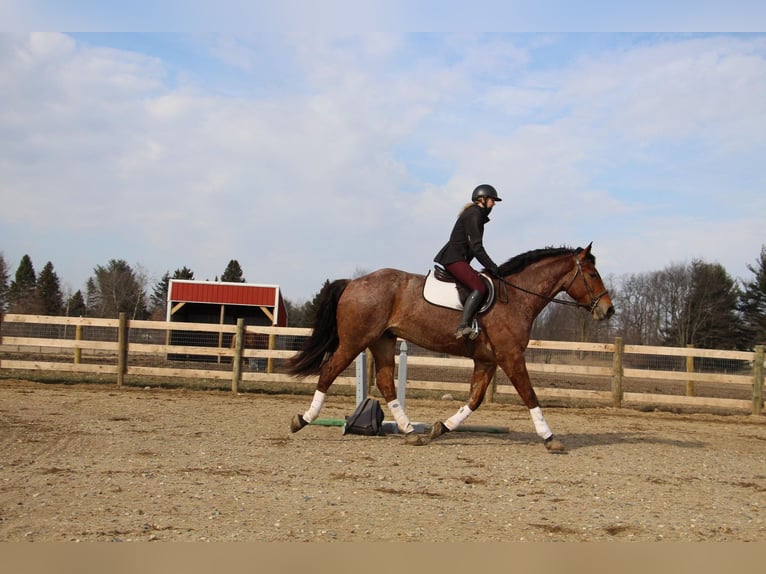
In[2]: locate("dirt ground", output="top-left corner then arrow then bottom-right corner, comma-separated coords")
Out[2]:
1,378 -> 764,542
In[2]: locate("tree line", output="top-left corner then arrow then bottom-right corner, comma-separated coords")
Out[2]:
2,246 -> 765,351
0,255 -> 248,321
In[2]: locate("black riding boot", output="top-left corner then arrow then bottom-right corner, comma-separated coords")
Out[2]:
455,290 -> 484,339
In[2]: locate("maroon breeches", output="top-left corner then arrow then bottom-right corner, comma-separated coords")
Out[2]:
445,261 -> 487,296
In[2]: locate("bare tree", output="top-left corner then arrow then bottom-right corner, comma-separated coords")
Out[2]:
612,273 -> 650,344
610,264 -> 692,346
662,260 -> 741,349
86,259 -> 148,319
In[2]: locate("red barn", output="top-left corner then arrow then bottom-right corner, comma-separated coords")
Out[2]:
167,279 -> 287,327
166,280 -> 288,360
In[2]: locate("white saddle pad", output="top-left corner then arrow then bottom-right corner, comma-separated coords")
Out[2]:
422,269 -> 494,312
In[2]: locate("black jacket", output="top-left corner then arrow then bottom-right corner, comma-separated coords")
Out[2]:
434,203 -> 498,271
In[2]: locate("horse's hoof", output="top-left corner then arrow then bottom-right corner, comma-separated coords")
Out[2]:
544,436 -> 565,453
428,421 -> 450,440
404,431 -> 426,446
290,414 -> 309,433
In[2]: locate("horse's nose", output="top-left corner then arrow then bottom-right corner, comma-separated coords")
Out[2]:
606,305 -> 615,319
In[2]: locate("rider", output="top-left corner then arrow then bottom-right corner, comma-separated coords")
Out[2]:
434,184 -> 502,339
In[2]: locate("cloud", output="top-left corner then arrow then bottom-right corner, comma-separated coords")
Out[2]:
1,32 -> 764,302
5,1 -> 766,33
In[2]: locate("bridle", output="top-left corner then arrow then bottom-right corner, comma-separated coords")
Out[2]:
562,257 -> 610,314
496,255 -> 608,313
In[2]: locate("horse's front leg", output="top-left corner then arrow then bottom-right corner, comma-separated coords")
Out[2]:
503,358 -> 565,453
429,360 -> 496,440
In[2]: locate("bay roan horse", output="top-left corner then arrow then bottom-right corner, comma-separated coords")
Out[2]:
287,244 -> 614,451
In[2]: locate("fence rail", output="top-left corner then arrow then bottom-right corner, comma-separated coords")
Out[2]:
0,313 -> 763,415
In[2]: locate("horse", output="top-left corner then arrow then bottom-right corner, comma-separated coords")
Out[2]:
287,243 -> 614,451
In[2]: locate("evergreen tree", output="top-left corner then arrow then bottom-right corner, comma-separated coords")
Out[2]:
663,260 -> 742,349
7,254 -> 40,313
282,280 -> 331,328
0,253 -> 8,312
304,279 -> 331,327
36,261 -> 64,315
150,272 -> 171,318
221,260 -> 246,283
150,266 -> 195,319
67,290 -> 87,317
738,245 -> 766,347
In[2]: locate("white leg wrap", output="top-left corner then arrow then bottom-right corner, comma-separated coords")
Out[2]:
529,406 -> 553,440
444,404 -> 473,431
387,399 -> 415,434
302,390 -> 326,423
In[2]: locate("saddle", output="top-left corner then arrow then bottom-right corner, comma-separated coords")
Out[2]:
423,265 -> 495,312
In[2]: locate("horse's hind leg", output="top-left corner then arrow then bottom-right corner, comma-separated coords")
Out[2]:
290,346 -> 361,433
368,335 -> 425,445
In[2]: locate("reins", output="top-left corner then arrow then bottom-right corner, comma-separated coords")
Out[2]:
494,256 -> 607,314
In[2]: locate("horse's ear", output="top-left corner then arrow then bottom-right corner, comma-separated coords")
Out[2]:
577,242 -> 593,260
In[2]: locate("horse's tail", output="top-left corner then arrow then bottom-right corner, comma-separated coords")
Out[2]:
287,279 -> 350,377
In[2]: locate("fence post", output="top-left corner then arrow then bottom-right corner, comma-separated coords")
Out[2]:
117,312 -> 128,387
231,318 -> 245,394
397,341 -> 408,410
486,371 -> 497,404
267,333 -> 276,374
355,352 -> 367,406
611,336 -> 623,408
754,345 -> 764,416
366,348 -> 375,395
686,344 -> 695,397
74,324 -> 82,364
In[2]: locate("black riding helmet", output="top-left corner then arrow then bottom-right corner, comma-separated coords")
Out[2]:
471,184 -> 502,202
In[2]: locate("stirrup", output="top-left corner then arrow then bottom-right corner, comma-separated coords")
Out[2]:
454,319 -> 479,340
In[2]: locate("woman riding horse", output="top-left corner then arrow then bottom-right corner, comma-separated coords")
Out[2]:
434,184 -> 503,339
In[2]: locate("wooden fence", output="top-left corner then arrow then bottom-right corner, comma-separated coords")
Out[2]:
0,313 -> 763,415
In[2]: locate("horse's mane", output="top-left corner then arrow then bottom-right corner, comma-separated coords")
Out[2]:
496,246 -> 593,276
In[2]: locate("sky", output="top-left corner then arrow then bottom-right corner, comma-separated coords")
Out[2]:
2,4 -> 766,304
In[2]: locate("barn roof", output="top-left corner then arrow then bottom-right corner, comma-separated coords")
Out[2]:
167,280 -> 288,326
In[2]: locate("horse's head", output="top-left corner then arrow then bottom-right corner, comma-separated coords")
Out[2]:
562,243 -> 615,320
